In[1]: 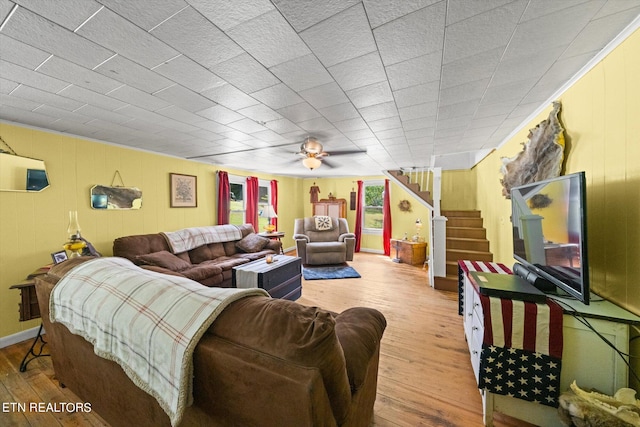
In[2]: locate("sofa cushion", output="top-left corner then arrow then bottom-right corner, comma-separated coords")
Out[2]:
210,297 -> 352,424
335,307 -> 387,392
181,264 -> 223,282
135,251 -> 192,271
235,233 -> 270,253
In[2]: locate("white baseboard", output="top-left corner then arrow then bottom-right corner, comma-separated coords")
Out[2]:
0,325 -> 42,349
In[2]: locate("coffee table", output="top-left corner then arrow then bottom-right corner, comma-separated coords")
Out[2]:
232,255 -> 302,301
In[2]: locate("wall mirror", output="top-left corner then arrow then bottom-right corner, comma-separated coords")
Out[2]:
0,152 -> 50,192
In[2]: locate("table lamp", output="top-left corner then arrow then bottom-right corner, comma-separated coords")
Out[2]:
63,210 -> 86,257
413,218 -> 423,242
260,205 -> 278,232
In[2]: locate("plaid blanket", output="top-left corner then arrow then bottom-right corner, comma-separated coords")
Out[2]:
50,257 -> 268,426
161,225 -> 243,253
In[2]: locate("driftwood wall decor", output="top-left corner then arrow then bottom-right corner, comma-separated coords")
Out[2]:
500,101 -> 566,198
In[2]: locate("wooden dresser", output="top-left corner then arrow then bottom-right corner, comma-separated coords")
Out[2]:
313,196 -> 347,218
390,239 -> 426,266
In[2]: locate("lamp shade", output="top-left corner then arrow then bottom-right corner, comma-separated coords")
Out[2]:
260,205 -> 278,218
302,156 -> 322,170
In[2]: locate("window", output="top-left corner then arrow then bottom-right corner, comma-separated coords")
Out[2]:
228,175 -> 271,227
363,181 -> 384,233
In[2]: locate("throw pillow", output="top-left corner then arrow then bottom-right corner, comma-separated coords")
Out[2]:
314,215 -> 332,231
235,233 -> 270,253
136,251 -> 192,271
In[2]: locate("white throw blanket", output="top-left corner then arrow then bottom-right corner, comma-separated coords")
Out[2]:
49,257 -> 268,426
161,225 -> 243,253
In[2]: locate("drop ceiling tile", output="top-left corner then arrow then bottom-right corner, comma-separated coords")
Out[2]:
398,101 -> 438,121
196,105 -> 244,124
116,104 -> 171,124
250,129 -> 286,142
277,102 -> 321,123
368,116 -> 402,132
402,117 -> 436,131
77,8 -> 179,69
386,51 -> 441,91
374,3 -> 445,66
0,93 -> 42,111
13,0 -> 102,31
299,82 -> 349,110
95,0 -> 188,31
151,7 -> 242,69
318,102 -> 360,122
0,34 -> 51,69
155,105 -> 208,126
0,107 -> 57,128
153,85 -> 216,113
228,10 -> 310,68
333,117 -> 368,133
0,0 -> 14,20
328,52 -> 386,91
405,127 -> 436,140
227,118 -> 267,134
264,118 -> 302,134
237,104 -> 283,123
342,128 -> 376,141
57,85 -> 126,111
274,0 -> 360,32
364,0 -> 437,28
439,79 -> 489,107
194,121 -> 232,134
520,0 -> 594,22
11,85 -> 84,111
296,116 -> 335,132
443,1 -> 527,64
446,0 -> 516,25
1,7 -> 114,68
482,78 -> 538,105
36,56 -> 122,94
359,101 -> 398,122
269,54 -> 333,92
440,47 -> 504,89
346,81 -> 393,109
33,104 -> 91,123
108,86 -> 171,111
300,4 -> 376,67
375,127 -> 405,140
250,83 -> 303,110
153,55 -> 226,93
210,53 -> 280,94
94,55 -> 174,94
0,77 -> 19,94
393,81 -> 439,108
0,60 -> 68,93
187,0 -> 275,31
201,83 -> 258,110
187,129 -> 224,141
74,104 -> 130,124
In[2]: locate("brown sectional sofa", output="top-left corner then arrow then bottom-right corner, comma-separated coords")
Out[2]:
113,224 -> 281,287
37,257 -> 386,427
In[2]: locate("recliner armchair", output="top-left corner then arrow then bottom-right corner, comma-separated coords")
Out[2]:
294,217 -> 356,265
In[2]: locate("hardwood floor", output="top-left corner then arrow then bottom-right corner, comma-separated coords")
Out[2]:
0,252 -> 534,426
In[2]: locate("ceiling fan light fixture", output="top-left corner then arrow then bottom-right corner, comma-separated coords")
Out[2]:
302,156 -> 322,170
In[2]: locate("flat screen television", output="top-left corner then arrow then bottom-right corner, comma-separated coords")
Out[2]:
510,171 -> 589,304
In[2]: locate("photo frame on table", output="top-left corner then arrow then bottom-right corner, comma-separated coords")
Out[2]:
51,250 -> 68,264
170,173 -> 197,208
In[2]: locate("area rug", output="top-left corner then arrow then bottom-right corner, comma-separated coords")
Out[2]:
302,265 -> 361,280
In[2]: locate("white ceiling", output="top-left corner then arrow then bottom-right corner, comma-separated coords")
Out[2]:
1,0 -> 639,177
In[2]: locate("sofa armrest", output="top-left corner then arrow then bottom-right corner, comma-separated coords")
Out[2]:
338,233 -> 355,242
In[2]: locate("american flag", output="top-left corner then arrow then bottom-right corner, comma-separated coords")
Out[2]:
459,260 -> 564,407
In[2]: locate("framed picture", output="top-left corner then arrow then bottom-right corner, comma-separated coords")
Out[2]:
170,173 -> 197,208
51,250 -> 68,264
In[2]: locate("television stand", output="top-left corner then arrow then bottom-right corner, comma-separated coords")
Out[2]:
459,260 -> 640,427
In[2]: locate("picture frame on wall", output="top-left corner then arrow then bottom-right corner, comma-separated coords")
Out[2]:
170,173 -> 197,208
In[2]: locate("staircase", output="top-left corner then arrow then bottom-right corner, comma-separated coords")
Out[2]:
433,210 -> 493,292
386,170 -> 433,206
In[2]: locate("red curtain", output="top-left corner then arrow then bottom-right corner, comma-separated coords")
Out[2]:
354,180 -> 363,252
217,171 -> 230,225
382,179 -> 392,256
270,179 -> 278,230
246,176 -> 259,231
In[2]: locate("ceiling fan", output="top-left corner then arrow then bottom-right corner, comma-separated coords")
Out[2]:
296,137 -> 365,170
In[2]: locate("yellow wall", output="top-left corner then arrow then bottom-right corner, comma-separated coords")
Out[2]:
301,176 -> 431,253
475,28 -> 640,315
0,123 -> 301,338
441,168 -> 478,210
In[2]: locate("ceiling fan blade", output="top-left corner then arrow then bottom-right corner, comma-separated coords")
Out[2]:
321,158 -> 336,168
325,149 -> 367,156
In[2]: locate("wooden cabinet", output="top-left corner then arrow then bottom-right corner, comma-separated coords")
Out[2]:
460,261 -> 640,426
313,197 -> 347,218
390,240 -> 426,266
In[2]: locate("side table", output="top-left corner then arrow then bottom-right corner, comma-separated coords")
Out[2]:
10,265 -> 52,371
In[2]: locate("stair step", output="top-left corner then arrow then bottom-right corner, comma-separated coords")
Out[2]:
447,227 -> 487,239
442,210 -> 481,218
446,249 -> 493,263
446,261 -> 460,276
433,276 -> 458,292
446,217 -> 484,228
447,237 -> 490,252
